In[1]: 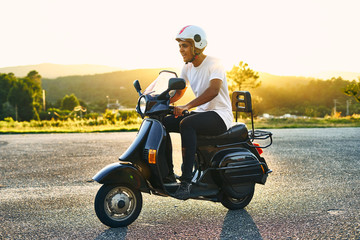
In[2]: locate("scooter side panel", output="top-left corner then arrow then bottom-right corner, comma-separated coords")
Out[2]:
92,162 -> 149,192
144,119 -> 166,151
211,148 -> 268,184
119,119 -> 152,161
144,119 -> 169,187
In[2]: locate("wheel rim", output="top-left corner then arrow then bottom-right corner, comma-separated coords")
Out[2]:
104,186 -> 137,221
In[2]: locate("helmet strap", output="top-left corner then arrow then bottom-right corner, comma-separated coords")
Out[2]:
186,54 -> 200,64
186,46 -> 200,64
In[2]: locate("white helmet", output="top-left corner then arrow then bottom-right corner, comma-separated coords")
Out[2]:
176,25 -> 207,50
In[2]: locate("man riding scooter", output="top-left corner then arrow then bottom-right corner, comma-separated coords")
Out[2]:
163,25 -> 234,200
92,25 -> 272,228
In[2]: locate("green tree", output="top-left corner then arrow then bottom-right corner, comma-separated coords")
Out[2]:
61,94 -> 80,111
0,73 -> 17,119
7,80 -> 34,121
343,78 -> 360,103
23,71 -> 42,119
0,71 -> 43,121
253,76 -> 353,117
226,61 -> 261,92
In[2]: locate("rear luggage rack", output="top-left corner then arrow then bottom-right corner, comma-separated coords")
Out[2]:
232,91 -> 273,149
248,130 -> 273,148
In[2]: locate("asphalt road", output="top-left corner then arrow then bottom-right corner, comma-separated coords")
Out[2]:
0,128 -> 359,239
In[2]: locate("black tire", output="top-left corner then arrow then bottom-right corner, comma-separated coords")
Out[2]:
94,184 -> 142,228
220,188 -> 254,210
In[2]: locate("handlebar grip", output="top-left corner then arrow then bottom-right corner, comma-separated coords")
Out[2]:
182,110 -> 189,116
169,106 -> 189,116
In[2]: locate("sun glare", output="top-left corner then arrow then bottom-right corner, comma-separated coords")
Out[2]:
0,0 -> 359,77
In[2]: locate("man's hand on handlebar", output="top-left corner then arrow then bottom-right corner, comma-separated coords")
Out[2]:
173,105 -> 189,117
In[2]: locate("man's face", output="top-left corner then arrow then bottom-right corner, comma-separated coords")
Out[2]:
178,40 -> 193,62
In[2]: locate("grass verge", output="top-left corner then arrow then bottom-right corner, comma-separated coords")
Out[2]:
0,116 -> 359,134
247,117 -> 360,129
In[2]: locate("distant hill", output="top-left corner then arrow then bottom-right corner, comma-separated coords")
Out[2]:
39,69 -> 320,108
0,63 -> 124,78
2,63 -> 359,111
42,68 -> 182,108
258,71 -> 360,87
258,72 -> 313,87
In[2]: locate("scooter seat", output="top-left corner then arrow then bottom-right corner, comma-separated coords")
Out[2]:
197,123 -> 249,146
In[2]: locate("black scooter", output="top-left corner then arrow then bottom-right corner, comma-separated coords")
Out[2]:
92,70 -> 272,228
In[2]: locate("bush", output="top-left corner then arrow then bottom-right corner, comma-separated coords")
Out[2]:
39,108 -> 72,120
103,110 -> 116,124
85,112 -> 99,119
4,117 -> 14,122
117,110 -> 138,121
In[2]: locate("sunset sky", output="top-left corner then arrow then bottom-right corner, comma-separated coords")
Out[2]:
0,0 -> 359,77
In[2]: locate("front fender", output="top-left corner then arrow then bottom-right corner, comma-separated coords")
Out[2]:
92,163 -> 149,192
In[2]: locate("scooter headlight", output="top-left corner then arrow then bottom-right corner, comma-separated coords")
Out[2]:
139,96 -> 147,114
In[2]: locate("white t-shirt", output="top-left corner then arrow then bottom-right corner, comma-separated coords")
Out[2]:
180,56 -> 233,130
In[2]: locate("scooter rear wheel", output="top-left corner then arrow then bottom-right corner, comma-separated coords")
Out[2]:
220,189 -> 254,210
95,183 -> 142,227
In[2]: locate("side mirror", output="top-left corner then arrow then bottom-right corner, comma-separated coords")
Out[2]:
133,80 -> 142,96
168,78 -> 186,90
157,78 -> 186,100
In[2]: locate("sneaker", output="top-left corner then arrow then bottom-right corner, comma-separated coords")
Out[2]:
163,173 -> 177,183
174,181 -> 192,200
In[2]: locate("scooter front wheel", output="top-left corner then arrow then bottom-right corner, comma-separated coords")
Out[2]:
220,189 -> 254,210
94,183 -> 142,228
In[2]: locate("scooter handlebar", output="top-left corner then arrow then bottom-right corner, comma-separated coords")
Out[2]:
168,106 -> 190,116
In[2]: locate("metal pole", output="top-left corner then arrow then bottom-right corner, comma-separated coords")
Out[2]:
346,100 -> 351,116
15,104 -> 18,121
43,90 -> 46,111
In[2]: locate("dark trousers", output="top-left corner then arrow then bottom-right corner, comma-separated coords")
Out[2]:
163,111 -> 227,182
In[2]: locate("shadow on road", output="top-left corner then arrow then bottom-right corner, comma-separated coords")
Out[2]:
220,209 -> 262,240
94,227 -> 128,240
